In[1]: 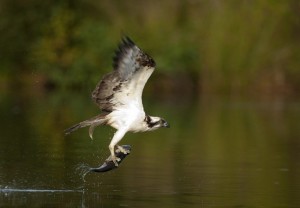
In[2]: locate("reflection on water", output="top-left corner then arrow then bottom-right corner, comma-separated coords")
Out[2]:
0,91 -> 300,207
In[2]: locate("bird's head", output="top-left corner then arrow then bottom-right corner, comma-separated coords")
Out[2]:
145,115 -> 170,131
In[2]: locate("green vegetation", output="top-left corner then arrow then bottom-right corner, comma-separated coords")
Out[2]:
0,0 -> 299,95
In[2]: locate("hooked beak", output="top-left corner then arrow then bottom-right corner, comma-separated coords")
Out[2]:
163,121 -> 170,128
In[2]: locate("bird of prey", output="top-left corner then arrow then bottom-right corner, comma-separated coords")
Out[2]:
65,36 -> 169,166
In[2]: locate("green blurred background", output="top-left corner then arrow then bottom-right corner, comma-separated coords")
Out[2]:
1,0 -> 299,97
1,1 -> 300,206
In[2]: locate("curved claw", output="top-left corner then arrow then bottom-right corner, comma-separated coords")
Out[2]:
117,145 -> 130,154
111,156 -> 121,166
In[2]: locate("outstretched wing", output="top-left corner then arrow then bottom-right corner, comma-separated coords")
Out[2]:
92,37 -> 156,112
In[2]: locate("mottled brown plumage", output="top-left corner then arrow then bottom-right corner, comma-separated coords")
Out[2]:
91,36 -> 156,112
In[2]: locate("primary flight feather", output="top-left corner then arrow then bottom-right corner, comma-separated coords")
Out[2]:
65,37 -> 169,165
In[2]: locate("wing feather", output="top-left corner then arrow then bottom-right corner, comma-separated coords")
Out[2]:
92,37 -> 156,112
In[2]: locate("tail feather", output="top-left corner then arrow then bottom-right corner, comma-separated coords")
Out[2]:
64,121 -> 91,135
64,113 -> 108,137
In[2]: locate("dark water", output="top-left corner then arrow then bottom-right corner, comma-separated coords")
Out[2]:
0,92 -> 300,207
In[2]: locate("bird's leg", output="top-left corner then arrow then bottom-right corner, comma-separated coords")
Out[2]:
108,128 -> 128,166
116,145 -> 130,154
109,144 -> 121,166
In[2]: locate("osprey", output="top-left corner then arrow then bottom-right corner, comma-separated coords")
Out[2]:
65,37 -> 169,166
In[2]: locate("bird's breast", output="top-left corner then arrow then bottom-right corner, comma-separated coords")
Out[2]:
107,106 -> 145,131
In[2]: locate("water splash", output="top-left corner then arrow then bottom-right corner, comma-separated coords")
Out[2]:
75,163 -> 92,182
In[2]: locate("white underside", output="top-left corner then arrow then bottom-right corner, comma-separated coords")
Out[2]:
107,103 -> 147,133
106,102 -> 149,161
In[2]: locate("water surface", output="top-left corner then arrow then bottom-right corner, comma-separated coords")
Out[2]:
0,92 -> 299,207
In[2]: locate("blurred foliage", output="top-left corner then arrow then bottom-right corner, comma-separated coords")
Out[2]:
0,0 -> 300,94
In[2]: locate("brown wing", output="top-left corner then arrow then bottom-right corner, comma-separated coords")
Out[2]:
92,37 -> 156,112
